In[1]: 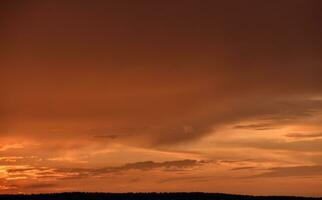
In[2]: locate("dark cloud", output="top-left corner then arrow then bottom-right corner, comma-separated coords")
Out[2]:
231,166 -> 256,171
234,123 -> 276,131
230,99 -> 322,128
22,183 -> 58,190
6,167 -> 36,173
60,159 -> 208,178
93,135 -> 118,140
158,176 -> 212,183
1,1 -> 322,194
0,0 -> 322,147
120,159 -> 201,170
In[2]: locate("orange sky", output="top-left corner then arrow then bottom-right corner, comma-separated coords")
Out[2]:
1,0 -> 322,196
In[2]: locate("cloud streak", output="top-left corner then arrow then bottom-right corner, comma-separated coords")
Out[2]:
253,165 -> 322,178
286,133 -> 322,139
59,159 -> 210,179
1,159 -> 209,183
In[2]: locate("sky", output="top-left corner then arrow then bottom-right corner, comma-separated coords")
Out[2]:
1,0 -> 322,196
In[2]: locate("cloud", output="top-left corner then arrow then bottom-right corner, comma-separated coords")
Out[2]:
158,176 -> 212,183
238,139 -> 322,152
286,132 -> 322,139
231,166 -> 256,171
93,135 -> 118,140
220,138 -> 322,153
234,123 -> 276,131
119,160 -> 198,170
2,98 -> 322,150
3,165 -> 79,180
22,183 -> 58,190
253,165 -> 322,178
59,159 -> 209,179
2,0 -> 322,146
0,156 -> 23,163
0,160 -> 209,182
0,144 -> 24,151
0,183 -> 17,191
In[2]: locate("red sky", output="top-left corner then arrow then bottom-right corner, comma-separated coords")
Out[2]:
1,0 -> 322,196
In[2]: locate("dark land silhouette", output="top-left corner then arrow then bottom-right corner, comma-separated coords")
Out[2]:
0,193 -> 321,200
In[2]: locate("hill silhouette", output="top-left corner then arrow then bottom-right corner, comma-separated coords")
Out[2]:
0,192 -> 321,200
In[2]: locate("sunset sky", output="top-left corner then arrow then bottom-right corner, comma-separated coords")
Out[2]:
1,0 -> 322,196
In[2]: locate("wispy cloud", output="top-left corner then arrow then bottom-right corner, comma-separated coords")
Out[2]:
234,123 -> 275,131
59,159 -> 210,179
286,132 -> 322,139
158,176 -> 212,183
252,165 -> 322,178
1,159 -> 210,182
0,144 -> 24,151
219,138 -> 322,152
